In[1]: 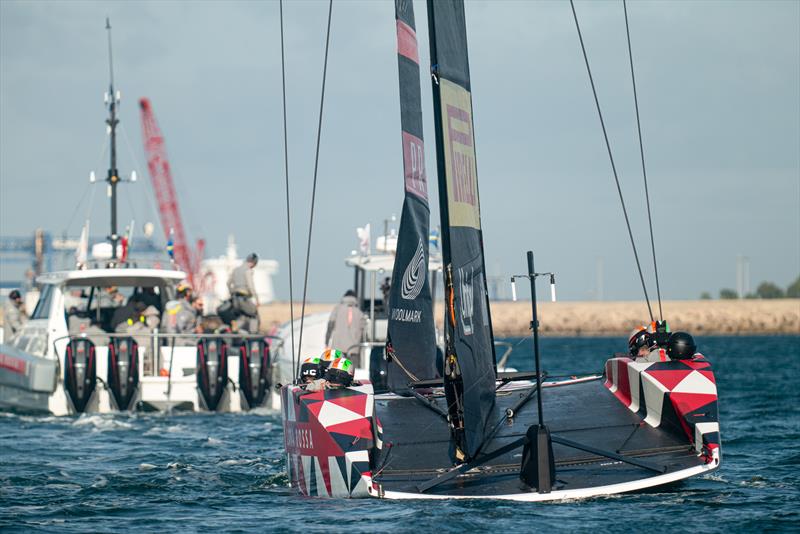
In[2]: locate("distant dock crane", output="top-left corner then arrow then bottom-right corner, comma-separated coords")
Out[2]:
138,98 -> 205,287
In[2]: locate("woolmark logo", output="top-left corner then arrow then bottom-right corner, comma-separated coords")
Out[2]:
459,266 -> 474,336
400,239 -> 426,300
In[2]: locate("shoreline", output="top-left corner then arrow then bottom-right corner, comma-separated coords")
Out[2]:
258,299 -> 800,337
2,300 -> 794,337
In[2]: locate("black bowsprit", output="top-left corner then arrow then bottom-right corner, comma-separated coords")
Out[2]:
196,338 -> 228,411
64,337 -> 97,413
239,339 -> 271,409
107,337 -> 139,410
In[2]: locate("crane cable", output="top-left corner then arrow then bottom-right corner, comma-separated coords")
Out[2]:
570,0 -> 654,322
279,0 -> 297,380
623,0 -> 663,321
296,0 -> 334,378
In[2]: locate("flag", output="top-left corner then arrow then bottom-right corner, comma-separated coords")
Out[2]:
357,224 -> 371,256
75,221 -> 89,268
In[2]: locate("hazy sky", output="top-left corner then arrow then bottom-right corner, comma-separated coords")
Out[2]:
1,0 -> 798,303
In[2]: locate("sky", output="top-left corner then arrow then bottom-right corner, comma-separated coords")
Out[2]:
1,0 -> 798,303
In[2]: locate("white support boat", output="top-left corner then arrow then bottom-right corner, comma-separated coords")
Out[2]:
0,21 -> 279,416
0,266 -> 278,415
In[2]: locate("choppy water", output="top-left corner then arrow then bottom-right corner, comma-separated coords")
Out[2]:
1,335 -> 798,532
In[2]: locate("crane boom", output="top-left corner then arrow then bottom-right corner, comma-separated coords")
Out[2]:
138,98 -> 203,285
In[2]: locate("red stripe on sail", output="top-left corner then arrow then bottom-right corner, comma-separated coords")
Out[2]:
396,20 -> 419,64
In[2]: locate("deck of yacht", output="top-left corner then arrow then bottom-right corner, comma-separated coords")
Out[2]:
373,377 -> 711,499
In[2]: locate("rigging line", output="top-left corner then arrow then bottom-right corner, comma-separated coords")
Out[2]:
569,0 -> 653,322
279,0 -> 297,379
296,0 -> 333,377
623,0 -> 663,322
120,123 -> 161,243
62,182 -> 92,236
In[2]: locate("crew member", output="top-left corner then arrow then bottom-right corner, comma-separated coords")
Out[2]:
324,357 -> 356,388
228,253 -> 260,332
116,301 -> 147,332
96,286 -> 124,308
3,289 -> 27,341
306,355 -> 356,392
130,287 -> 161,312
325,290 -> 364,359
627,326 -> 653,359
666,331 -> 698,360
319,348 -> 344,377
162,284 -> 197,343
299,357 -> 322,384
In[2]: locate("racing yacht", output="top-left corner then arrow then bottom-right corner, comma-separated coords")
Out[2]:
279,0 -> 720,501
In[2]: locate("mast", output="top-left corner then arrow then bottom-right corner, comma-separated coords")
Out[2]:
426,0 -> 497,461
105,17 -> 121,262
386,0 -> 438,391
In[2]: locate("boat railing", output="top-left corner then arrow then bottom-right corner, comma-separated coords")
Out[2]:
344,341 -> 386,370
78,259 -> 184,271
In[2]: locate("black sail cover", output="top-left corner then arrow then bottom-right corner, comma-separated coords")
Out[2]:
427,0 -> 496,459
386,0 -> 438,391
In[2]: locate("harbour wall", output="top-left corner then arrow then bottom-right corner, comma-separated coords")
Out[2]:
258,299 -> 800,337
2,299 -> 795,337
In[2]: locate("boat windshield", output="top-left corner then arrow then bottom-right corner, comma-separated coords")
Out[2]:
30,285 -> 54,320
66,284 -> 167,334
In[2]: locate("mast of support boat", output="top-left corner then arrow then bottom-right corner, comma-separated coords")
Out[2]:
105,17 -> 120,262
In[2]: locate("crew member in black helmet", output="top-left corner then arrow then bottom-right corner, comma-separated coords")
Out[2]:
299,357 -> 322,385
666,331 -> 698,360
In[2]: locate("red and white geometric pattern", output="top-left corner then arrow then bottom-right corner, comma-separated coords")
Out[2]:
281,382 -> 381,498
604,355 -> 721,465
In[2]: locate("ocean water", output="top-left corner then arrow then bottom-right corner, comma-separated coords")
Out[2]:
1,335 -> 798,532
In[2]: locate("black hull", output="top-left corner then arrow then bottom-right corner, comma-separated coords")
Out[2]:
373,377 -> 712,498
64,338 -> 97,413
280,356 -> 720,499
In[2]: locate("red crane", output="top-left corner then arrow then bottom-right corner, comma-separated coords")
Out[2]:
138,98 -> 205,285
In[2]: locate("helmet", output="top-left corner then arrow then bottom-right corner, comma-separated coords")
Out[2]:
299,357 -> 322,381
325,357 -> 355,386
319,348 -> 344,374
176,282 -> 192,297
667,332 -> 696,360
649,320 -> 671,347
246,253 -> 259,265
628,326 -> 651,357
9,289 -> 21,300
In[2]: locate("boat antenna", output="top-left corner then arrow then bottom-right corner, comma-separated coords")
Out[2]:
296,0 -> 333,377
569,0 -> 653,322
279,0 -> 297,379
105,17 -> 121,263
623,0 -> 663,322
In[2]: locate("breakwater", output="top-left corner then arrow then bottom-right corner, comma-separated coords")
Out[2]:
258,299 -> 800,337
